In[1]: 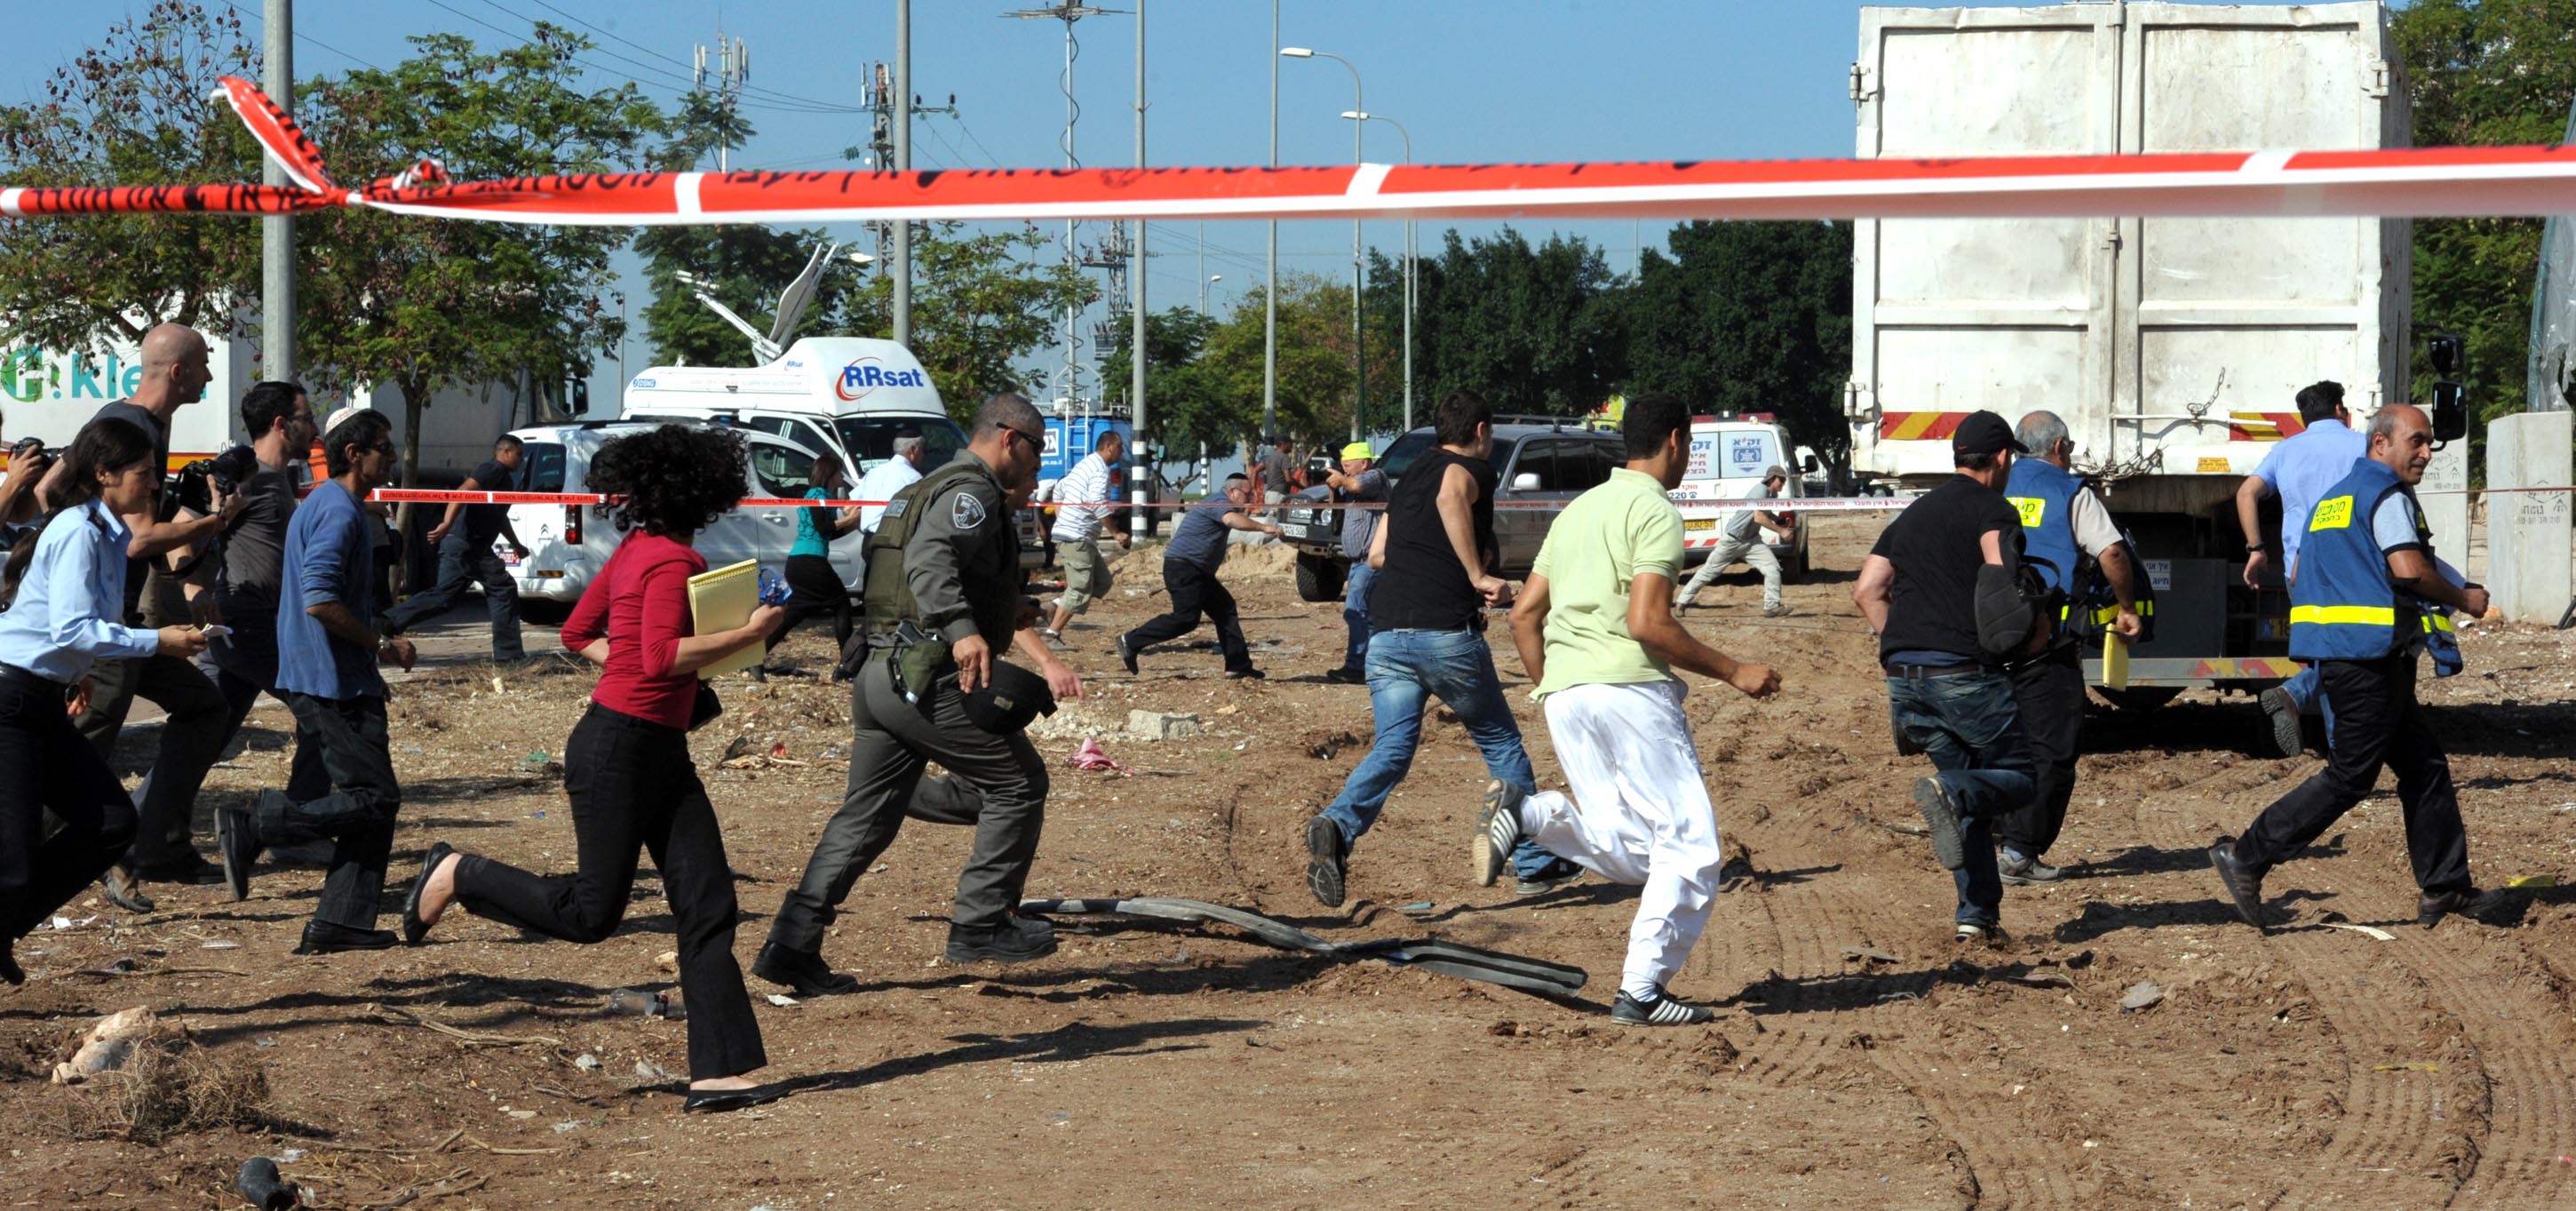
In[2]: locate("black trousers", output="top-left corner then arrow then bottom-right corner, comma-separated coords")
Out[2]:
213,665 -> 332,807
2233,654 -> 2470,894
450,704 -> 765,1080
768,554 -> 852,654
383,532 -> 524,660
2001,648 -> 2086,859
769,650 -> 1048,952
258,693 -> 402,929
1,670 -> 136,940
1123,562 -> 1252,673
73,651 -> 230,870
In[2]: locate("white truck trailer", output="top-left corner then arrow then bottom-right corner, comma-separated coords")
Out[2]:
1847,1 -> 2416,705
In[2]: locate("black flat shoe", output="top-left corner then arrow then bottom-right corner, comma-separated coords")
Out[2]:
751,942 -> 858,997
100,865 -> 156,914
217,807 -> 259,902
402,841 -> 455,946
682,1080 -> 795,1113
131,853 -> 224,885
295,920 -> 399,954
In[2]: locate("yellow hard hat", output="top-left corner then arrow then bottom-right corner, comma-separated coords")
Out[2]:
1340,441 -> 1375,461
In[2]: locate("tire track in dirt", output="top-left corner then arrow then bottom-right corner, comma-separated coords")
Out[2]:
2387,923 -> 2576,1207
2115,755 -> 2491,1210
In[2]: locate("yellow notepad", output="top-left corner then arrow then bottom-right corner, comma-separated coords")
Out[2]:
686,559 -> 763,680
2100,628 -> 2131,689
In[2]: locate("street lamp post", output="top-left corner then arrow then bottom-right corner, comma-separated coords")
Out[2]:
1283,46 -> 1366,441
1202,274 -> 1222,313
1343,110 -> 1411,433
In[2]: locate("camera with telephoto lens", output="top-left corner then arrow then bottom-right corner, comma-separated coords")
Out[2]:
171,446 -> 257,517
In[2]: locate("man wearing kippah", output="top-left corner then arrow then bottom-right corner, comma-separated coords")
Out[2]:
1321,441 -> 1389,685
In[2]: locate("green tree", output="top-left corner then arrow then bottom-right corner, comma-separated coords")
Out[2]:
0,2 -> 263,351
850,223 -> 1093,422
292,24 -> 660,557
1098,305 -> 1227,458
1618,219 -> 1853,464
2392,0 -> 2576,422
1408,228 -> 1622,416
1189,274 -> 1361,457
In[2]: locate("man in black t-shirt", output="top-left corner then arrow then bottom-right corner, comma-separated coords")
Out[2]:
1301,390 -> 1567,908
383,434 -> 529,661
196,382 -> 330,809
1851,410 -> 2039,945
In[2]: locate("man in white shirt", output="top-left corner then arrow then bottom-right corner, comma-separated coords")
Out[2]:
852,430 -> 929,537
1044,430 -> 1129,642
1672,466 -> 1793,617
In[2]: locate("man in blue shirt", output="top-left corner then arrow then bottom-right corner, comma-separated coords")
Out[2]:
2235,381 -> 2365,756
216,409 -> 419,955
1117,473 -> 1278,678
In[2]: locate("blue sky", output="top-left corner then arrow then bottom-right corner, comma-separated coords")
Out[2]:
8,0 -> 2330,410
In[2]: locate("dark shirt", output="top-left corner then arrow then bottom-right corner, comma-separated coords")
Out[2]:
1871,474 -> 2024,665
1163,498 -> 1241,574
1371,447 -> 1499,632
83,400 -> 167,624
461,458 -> 514,542
1256,448 -> 1294,496
211,462 -> 298,673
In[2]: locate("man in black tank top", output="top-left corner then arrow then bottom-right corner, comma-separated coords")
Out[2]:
1301,391 -> 1568,908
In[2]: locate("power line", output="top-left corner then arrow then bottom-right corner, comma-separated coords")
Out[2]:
517,0 -> 866,115
214,0 -> 383,70
419,0 -> 858,117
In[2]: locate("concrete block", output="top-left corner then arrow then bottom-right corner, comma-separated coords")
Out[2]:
1126,710 -> 1203,741
2420,438 -> 2469,573
2485,410 -> 2574,626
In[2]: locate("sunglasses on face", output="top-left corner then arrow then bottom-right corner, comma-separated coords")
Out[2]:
1005,426 -> 1043,455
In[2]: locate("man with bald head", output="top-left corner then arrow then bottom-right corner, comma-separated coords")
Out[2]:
1995,410 -> 2140,885
2210,405 -> 2502,931
35,323 -> 242,907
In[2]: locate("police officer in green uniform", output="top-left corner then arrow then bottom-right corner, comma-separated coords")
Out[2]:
754,394 -> 1084,995
2209,404 -> 2500,931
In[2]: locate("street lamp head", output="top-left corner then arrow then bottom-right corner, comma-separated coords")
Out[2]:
1278,46 -> 1313,58
844,251 -> 877,267
1340,110 -> 1368,121
1210,275 -> 1223,283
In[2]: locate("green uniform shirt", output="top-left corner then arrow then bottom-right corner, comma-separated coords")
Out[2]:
1530,467 -> 1683,702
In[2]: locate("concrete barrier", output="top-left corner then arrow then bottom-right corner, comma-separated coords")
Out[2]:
2485,410 -> 2573,626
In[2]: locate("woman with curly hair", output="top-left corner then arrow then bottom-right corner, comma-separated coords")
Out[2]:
400,425 -> 791,1111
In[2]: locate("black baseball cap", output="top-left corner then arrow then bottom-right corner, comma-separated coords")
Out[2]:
1952,410 -> 2028,458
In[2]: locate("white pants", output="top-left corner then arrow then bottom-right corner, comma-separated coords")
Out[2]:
1674,536 -> 1781,608
1518,680 -> 1723,999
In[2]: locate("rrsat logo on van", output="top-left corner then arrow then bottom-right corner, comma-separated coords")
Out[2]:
836,357 -> 927,402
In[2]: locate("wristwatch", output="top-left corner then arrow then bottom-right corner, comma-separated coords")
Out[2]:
2245,543 -> 2268,554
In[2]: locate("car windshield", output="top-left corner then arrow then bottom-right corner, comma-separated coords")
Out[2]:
519,442 -> 566,492
1376,429 -> 1437,479
836,416 -> 968,474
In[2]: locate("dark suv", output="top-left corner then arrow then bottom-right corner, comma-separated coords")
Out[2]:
1278,419 -> 1626,602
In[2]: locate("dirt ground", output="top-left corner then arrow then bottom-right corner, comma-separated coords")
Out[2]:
5,513 -> 2573,1210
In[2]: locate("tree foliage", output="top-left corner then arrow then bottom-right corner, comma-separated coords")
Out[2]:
1407,228 -> 1623,417
1098,306 -> 1226,459
845,223 -> 1093,422
1620,220 -> 1854,461
0,1 -> 263,348
291,23 -> 659,562
2391,0 -> 2576,422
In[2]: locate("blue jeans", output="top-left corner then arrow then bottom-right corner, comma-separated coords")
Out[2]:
2279,664 -> 2338,738
384,531 -> 525,660
1887,671 -> 2035,929
1321,627 -> 1557,879
1338,564 -> 1376,672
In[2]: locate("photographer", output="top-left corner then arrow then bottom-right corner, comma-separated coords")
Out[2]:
0,421 -> 211,984
195,384 -> 329,809
1,430 -> 50,545
36,325 -> 240,909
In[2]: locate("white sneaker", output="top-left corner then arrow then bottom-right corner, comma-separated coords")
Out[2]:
1473,780 -> 1524,887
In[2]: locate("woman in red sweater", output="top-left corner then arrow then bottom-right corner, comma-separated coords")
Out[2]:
401,426 -> 790,1112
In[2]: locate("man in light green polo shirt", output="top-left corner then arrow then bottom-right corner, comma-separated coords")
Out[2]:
1489,392 -> 1782,1026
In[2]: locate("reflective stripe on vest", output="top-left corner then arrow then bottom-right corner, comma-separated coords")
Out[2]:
2286,457 -> 2413,660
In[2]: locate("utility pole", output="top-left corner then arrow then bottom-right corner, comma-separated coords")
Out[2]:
1262,0 -> 1278,442
893,0 -> 912,347
1130,0 -> 1146,438
261,0 -> 293,382
694,32 -> 749,171
1009,3 -> 1125,415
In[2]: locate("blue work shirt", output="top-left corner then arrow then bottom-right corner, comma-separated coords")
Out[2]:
1163,498 -> 1243,574
2249,417 -> 2365,577
275,480 -> 385,700
0,502 -> 158,682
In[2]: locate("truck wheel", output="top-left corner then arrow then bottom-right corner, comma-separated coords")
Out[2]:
2095,686 -> 2183,713
1295,554 -> 1345,602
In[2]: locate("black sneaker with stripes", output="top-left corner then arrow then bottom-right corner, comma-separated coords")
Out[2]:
1610,984 -> 1716,1026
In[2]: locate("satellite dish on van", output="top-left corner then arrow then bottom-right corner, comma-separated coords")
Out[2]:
768,241 -> 840,353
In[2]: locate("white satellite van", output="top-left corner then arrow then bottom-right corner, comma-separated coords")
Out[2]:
618,335 -> 1043,568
